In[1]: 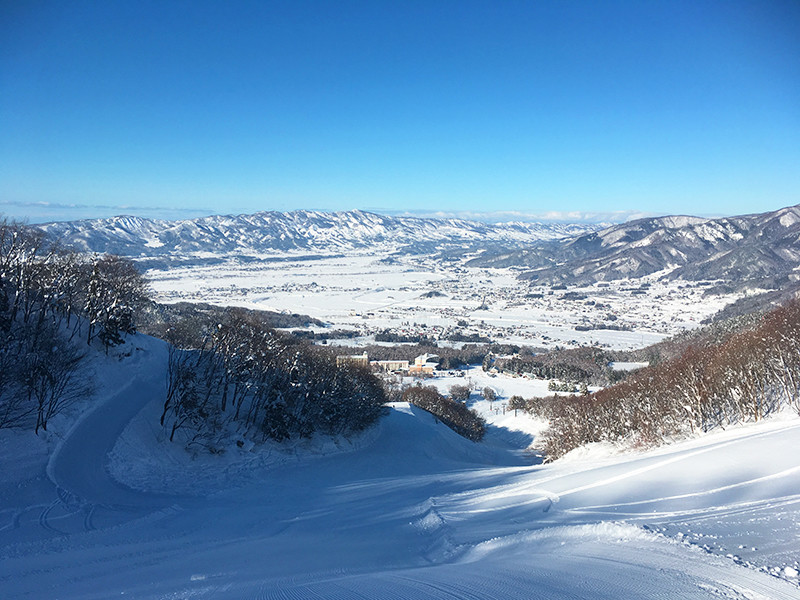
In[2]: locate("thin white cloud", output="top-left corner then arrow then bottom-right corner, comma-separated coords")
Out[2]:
379,208 -> 657,224
3,200 -> 711,226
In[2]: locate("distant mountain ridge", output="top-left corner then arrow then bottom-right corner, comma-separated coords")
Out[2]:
36,205 -> 800,292
38,209 -> 601,258
469,204 -> 800,288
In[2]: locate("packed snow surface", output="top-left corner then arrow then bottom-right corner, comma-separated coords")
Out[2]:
2,336 -> 799,599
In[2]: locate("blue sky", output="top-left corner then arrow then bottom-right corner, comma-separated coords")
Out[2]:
1,0 -> 798,223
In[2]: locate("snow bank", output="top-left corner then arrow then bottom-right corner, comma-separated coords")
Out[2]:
462,520 -> 657,563
109,395 -> 384,495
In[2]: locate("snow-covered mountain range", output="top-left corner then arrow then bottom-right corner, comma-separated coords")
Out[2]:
38,210 -> 599,257
37,205 -> 800,290
470,204 -> 800,287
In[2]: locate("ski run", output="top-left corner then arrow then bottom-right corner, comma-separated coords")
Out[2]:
1,334 -> 799,599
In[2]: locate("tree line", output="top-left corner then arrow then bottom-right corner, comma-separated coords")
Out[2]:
492,346 -> 615,386
0,218 -> 147,432
512,300 -> 800,460
161,309 -> 387,452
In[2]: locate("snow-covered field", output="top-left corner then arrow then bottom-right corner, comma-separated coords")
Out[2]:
2,335 -> 799,599
145,252 -> 750,350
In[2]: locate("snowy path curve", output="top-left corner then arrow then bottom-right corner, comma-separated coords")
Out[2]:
48,339 -> 181,512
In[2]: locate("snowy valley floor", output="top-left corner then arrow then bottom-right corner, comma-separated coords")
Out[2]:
1,336 -> 800,599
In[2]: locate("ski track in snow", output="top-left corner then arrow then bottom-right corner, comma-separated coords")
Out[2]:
1,335 -> 799,599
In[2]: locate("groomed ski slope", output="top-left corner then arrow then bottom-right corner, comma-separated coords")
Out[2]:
1,335 -> 799,599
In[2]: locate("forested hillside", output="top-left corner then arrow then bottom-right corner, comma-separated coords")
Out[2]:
513,300 -> 800,459
0,219 -> 147,432
161,309 -> 386,450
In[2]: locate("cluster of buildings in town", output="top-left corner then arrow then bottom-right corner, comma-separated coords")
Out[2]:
336,352 -> 440,375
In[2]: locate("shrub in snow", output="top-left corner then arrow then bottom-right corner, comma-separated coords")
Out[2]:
448,384 -> 471,402
403,384 -> 486,442
481,386 -> 496,403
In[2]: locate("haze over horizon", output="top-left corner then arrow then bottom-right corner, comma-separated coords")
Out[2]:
1,202 -> 740,227
2,203 -> 661,226
2,1 -> 799,224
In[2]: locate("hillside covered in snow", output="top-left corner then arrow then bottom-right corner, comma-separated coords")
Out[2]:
2,333 -> 799,599
470,204 -> 800,288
